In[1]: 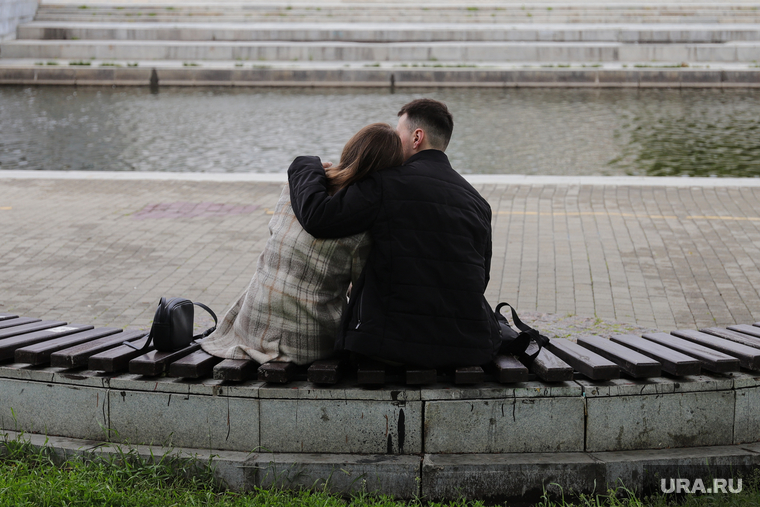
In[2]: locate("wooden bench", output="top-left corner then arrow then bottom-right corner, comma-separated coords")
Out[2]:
5,313 -> 760,387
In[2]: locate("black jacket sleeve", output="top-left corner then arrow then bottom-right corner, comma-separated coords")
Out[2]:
287,155 -> 382,239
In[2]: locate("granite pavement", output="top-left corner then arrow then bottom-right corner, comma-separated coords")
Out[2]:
2,171 -> 760,339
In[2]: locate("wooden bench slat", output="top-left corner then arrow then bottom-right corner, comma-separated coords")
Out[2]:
454,366 -> 485,384
576,335 -> 661,378
50,330 -> 146,369
213,359 -> 259,381
307,357 -> 346,385
0,319 -> 56,337
710,326 -> 760,347
0,314 -> 19,322
357,359 -> 386,385
0,317 -> 40,330
493,354 -> 529,383
0,322 -> 75,361
15,327 -> 120,365
610,334 -> 701,376
405,367 -> 437,385
258,361 -> 299,383
671,329 -> 760,371
168,350 -> 223,378
88,336 -> 154,372
521,342 -> 574,382
546,339 -> 620,380
129,343 -> 201,376
642,332 -> 740,373
727,324 -> 760,339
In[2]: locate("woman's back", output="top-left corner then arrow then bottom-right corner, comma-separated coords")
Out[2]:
201,186 -> 370,365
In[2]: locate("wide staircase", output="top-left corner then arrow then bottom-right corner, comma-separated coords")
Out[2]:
1,0 -> 759,84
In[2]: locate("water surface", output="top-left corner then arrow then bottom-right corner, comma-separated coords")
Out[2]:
1,86 -> 759,176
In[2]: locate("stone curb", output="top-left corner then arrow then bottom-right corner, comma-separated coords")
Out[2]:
1,66 -> 759,87
5,169 -> 760,188
3,430 -> 760,500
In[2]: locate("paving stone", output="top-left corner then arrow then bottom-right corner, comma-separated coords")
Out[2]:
585,390 -> 735,452
245,453 -> 420,497
108,389 -> 259,451
0,377 -> 107,440
422,453 -> 603,501
424,397 -> 585,453
259,399 -> 421,454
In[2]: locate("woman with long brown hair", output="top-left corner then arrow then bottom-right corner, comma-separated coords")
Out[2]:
201,123 -> 403,365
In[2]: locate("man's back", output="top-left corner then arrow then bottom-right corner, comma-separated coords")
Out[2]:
288,150 -> 500,368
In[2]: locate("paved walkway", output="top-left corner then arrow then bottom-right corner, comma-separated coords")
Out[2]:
1,171 -> 760,336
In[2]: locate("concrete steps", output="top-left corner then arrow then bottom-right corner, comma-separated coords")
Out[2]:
2,1 -> 759,85
16,21 -> 760,43
31,2 -> 760,24
4,38 -> 760,63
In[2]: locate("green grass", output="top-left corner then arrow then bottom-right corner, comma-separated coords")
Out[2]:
69,60 -> 91,66
3,435 -> 760,507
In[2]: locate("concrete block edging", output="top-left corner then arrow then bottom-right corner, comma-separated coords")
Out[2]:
1,66 -> 759,88
1,369 -> 759,456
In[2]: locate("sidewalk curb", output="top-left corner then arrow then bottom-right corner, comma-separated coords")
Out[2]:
3,169 -> 760,188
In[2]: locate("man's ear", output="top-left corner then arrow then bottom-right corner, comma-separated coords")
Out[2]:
413,128 -> 425,150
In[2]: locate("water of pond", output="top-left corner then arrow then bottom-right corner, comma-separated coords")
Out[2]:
1,85 -> 759,177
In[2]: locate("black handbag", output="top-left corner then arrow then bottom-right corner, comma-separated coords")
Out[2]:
495,302 -> 550,365
125,297 -> 217,352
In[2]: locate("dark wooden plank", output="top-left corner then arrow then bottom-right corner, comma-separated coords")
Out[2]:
168,350 -> 223,378
258,361 -> 298,383
88,335 -> 154,372
546,339 -> 620,380
405,367 -> 437,385
15,327 -> 121,365
728,324 -> 760,339
642,332 -> 740,373
493,354 -> 529,383
455,366 -> 485,384
610,334 -> 701,376
714,326 -> 760,347
521,342 -> 574,382
0,314 -> 19,321
0,322 -> 77,361
50,330 -> 146,369
671,329 -> 760,371
129,343 -> 201,376
577,335 -> 661,378
357,359 -> 386,385
213,359 -> 259,381
307,357 -> 346,384
0,318 -> 44,332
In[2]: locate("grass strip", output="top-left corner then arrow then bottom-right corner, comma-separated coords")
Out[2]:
2,435 -> 760,506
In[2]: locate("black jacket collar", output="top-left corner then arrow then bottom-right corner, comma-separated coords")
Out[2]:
403,149 -> 449,166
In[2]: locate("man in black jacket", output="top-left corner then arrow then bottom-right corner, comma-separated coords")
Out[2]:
287,99 -> 500,368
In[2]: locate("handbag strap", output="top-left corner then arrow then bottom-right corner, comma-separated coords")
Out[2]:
192,302 -> 218,340
495,302 -> 550,362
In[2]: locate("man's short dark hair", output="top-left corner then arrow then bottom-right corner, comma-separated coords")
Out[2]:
397,99 -> 454,151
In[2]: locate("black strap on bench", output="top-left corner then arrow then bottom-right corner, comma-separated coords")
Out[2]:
495,302 -> 550,366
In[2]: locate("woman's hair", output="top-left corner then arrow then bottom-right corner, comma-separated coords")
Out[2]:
325,123 -> 404,194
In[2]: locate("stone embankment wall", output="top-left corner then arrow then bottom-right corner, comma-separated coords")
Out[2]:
0,0 -> 37,40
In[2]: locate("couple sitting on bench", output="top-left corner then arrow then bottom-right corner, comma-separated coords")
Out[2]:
201,99 -> 501,370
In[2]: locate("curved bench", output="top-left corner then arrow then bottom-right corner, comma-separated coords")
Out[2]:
1,312 -> 760,500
